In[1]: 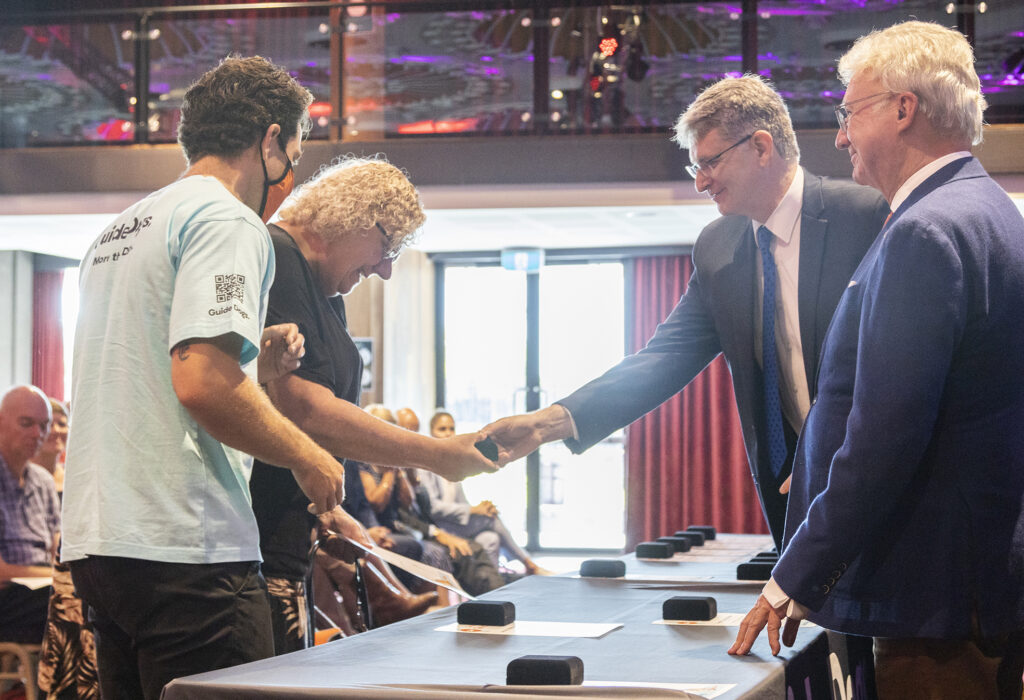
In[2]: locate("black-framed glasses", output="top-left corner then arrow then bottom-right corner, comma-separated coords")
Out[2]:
375,221 -> 400,262
834,91 -> 896,132
685,133 -> 754,179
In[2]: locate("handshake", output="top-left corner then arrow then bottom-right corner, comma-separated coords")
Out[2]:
473,404 -> 576,466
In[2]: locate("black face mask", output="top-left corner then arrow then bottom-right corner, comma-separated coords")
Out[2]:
258,134 -> 294,223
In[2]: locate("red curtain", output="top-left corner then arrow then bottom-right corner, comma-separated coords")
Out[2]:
32,269 -> 65,401
624,255 -> 768,548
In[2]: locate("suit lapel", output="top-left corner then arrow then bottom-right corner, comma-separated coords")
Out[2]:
797,171 -> 827,397
725,220 -> 757,378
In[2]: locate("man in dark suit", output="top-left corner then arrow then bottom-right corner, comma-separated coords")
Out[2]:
729,21 -> 1024,698
484,76 -> 888,549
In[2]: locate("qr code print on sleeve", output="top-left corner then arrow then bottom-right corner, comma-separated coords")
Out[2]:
215,274 -> 246,303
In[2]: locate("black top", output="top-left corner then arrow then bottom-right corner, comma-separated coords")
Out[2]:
250,225 -> 362,580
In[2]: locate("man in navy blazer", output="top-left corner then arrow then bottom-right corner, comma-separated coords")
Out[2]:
730,21 -> 1024,698
484,76 -> 888,549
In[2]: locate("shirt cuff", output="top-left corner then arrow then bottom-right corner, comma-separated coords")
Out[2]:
561,405 -> 581,441
762,577 -> 809,620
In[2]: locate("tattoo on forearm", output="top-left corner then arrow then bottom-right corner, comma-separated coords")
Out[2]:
175,344 -> 191,361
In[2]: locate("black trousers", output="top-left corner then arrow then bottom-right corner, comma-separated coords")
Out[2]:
0,583 -> 50,643
69,556 -> 274,700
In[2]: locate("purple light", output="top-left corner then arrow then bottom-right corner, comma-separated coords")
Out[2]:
151,82 -> 169,93
481,56 -> 493,62
36,73 -> 52,80
722,55 -> 743,62
725,71 -> 743,79
822,90 -> 835,98
386,13 -> 401,23
306,61 -> 317,68
758,7 -> 831,15
484,67 -> 500,75
388,55 -> 454,64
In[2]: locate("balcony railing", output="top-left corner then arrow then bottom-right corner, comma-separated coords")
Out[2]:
1,0 -> 1020,149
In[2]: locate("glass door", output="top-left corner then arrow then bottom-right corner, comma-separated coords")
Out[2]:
440,265 -> 529,541
441,261 -> 625,551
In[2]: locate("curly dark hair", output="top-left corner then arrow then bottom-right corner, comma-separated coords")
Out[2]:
177,55 -> 313,163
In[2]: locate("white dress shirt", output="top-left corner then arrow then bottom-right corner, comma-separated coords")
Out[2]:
889,151 -> 972,218
753,166 -> 811,435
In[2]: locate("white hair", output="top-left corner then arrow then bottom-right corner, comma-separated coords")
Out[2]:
838,20 -> 986,145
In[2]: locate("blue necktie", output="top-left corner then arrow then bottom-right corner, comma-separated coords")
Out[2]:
757,225 -> 787,478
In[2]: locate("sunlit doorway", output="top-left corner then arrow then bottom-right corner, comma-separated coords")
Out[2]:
439,261 -> 626,551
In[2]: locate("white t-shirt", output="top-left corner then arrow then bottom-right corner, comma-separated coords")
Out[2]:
62,176 -> 273,564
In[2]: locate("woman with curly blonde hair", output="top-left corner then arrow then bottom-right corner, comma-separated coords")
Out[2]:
249,155 -> 496,654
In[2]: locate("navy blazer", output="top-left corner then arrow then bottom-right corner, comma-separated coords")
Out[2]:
558,170 -> 888,545
775,157 -> 1024,639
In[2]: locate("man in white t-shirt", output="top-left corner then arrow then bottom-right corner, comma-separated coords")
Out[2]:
62,56 -> 368,700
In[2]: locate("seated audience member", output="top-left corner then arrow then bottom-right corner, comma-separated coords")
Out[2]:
249,156 -> 496,655
420,410 -> 552,576
393,408 -> 503,598
261,417 -> 437,649
399,470 -> 504,598
34,398 -> 100,699
32,398 -> 68,494
339,450 -> 431,602
356,405 -> 435,591
0,385 -> 59,644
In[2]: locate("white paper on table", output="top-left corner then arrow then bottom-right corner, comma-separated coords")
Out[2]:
582,680 -> 737,699
654,613 -> 817,627
435,620 -> 622,638
341,536 -> 471,599
10,577 -> 52,590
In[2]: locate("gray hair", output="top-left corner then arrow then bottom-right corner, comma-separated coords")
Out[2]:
673,75 -> 800,162
277,154 -> 425,256
838,21 -> 985,145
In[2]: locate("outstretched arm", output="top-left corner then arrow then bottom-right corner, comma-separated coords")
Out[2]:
266,371 -> 497,481
483,404 -> 576,466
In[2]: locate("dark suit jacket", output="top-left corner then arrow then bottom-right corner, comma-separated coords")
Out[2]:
774,157 -> 1024,639
558,169 -> 889,546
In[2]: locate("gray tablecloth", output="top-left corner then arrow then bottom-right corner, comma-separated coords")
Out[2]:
162,535 -> 866,699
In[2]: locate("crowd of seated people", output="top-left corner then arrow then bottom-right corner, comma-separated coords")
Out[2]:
0,384 -> 544,695
313,404 -> 549,638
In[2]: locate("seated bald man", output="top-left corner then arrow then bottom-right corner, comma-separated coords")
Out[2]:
0,384 -> 59,643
